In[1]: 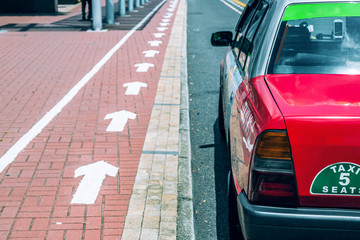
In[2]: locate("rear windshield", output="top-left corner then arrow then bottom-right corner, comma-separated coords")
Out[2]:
268,3 -> 360,74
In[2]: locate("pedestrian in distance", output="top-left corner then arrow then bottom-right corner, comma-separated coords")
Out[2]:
81,0 -> 92,21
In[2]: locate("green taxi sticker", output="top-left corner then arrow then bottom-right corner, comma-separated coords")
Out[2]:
283,3 -> 360,22
310,162 -> 360,196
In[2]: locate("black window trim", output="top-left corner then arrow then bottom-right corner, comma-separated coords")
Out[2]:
233,0 -> 270,77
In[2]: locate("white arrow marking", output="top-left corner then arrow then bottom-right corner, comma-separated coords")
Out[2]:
153,33 -> 165,38
162,19 -> 171,23
104,110 -> 137,132
157,27 -> 168,32
160,22 -> 170,27
134,63 -> 154,72
71,161 -> 119,204
148,40 -> 162,47
123,82 -> 147,95
143,50 -> 160,58
164,13 -> 173,18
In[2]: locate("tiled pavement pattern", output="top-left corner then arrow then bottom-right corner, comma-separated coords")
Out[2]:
0,0 -> 191,239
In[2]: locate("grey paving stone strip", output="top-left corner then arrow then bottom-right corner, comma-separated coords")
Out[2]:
121,0 -> 195,239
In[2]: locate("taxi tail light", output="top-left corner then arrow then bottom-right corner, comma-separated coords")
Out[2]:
249,131 -> 298,207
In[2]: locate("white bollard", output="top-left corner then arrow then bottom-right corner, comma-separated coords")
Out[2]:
106,0 -> 114,24
128,0 -> 134,12
92,0 -> 102,31
119,0 -> 126,16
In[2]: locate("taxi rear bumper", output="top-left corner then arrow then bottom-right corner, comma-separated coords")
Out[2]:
237,192 -> 360,240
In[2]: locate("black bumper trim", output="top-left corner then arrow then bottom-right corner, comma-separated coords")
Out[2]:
237,192 -> 360,240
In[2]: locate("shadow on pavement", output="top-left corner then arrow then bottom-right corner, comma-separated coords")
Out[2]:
213,119 -> 232,239
213,118 -> 244,239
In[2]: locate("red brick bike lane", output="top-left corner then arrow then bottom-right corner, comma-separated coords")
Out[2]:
0,0 -> 178,239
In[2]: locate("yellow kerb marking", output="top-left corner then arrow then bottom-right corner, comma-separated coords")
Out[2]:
232,0 -> 246,7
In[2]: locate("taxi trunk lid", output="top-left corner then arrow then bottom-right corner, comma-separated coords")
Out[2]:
265,74 -> 360,208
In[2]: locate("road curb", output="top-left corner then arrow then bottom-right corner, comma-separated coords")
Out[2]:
177,0 -> 196,239
121,0 -> 194,239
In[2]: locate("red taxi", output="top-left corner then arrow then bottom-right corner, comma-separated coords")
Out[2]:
211,0 -> 360,239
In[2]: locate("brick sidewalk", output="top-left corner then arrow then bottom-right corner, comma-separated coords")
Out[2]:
0,0 -> 191,239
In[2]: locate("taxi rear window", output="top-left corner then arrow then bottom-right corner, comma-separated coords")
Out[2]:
268,3 -> 360,74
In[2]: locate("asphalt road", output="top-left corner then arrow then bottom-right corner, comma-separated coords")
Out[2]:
187,0 -> 247,239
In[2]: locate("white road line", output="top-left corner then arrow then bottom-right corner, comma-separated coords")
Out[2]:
0,0 -> 167,174
220,0 -> 242,14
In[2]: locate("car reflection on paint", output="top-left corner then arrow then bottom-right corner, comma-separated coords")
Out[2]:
211,0 -> 360,239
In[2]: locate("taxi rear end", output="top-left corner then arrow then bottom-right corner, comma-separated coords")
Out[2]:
213,0 -> 360,239
266,1 -> 360,209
